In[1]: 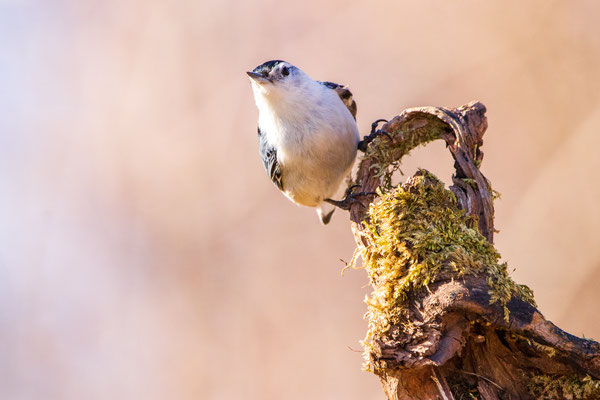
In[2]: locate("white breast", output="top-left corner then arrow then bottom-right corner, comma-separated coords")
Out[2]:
256,83 -> 359,207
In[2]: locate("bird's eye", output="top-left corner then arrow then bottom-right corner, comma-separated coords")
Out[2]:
281,66 -> 289,76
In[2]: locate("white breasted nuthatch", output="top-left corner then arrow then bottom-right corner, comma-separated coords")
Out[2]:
247,60 -> 360,224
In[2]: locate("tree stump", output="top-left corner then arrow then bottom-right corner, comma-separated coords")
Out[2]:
347,102 -> 600,399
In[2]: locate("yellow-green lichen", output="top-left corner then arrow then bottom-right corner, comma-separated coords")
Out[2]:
522,337 -> 558,358
462,178 -> 478,189
358,170 -> 535,370
528,374 -> 600,399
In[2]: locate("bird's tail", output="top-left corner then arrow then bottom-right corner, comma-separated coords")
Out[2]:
316,205 -> 335,225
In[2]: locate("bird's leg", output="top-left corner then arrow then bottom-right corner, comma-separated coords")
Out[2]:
324,185 -> 377,211
358,118 -> 392,152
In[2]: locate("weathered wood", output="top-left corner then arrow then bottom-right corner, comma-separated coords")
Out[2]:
347,102 -> 600,399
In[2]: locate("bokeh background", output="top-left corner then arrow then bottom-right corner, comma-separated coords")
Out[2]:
2,1 -> 600,399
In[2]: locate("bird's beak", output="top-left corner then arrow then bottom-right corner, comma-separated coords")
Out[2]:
246,71 -> 270,84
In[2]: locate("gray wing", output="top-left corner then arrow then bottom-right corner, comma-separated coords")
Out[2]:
258,126 -> 283,191
318,81 -> 357,120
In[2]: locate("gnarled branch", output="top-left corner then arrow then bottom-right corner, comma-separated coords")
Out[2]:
348,101 -> 600,399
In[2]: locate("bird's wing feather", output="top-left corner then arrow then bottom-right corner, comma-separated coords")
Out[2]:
317,81 -> 357,120
257,126 -> 284,191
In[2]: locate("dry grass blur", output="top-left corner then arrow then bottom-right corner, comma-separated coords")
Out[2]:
1,1 -> 599,399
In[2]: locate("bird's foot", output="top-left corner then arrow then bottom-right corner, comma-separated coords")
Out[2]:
324,185 -> 376,211
358,118 -> 392,152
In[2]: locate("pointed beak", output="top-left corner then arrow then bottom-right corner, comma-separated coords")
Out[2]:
246,71 -> 270,84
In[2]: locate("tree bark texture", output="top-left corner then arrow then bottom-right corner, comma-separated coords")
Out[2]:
348,102 -> 600,399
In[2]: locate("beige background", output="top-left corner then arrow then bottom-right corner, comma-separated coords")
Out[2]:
2,1 -> 600,399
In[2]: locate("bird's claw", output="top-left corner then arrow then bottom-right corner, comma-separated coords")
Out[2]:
324,185 -> 377,211
370,118 -> 388,134
358,118 -> 392,152
344,184 -> 361,198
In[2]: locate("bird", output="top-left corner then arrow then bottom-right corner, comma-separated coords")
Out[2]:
247,60 -> 360,225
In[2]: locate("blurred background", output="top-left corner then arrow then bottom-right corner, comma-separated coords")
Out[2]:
1,0 -> 600,399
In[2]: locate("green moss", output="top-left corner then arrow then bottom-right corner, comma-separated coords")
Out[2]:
358,170 -> 536,371
522,337 -> 558,358
528,374 -> 600,399
462,178 -> 478,188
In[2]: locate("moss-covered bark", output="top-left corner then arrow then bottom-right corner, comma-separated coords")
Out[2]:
359,171 -> 535,373
345,102 -> 600,399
